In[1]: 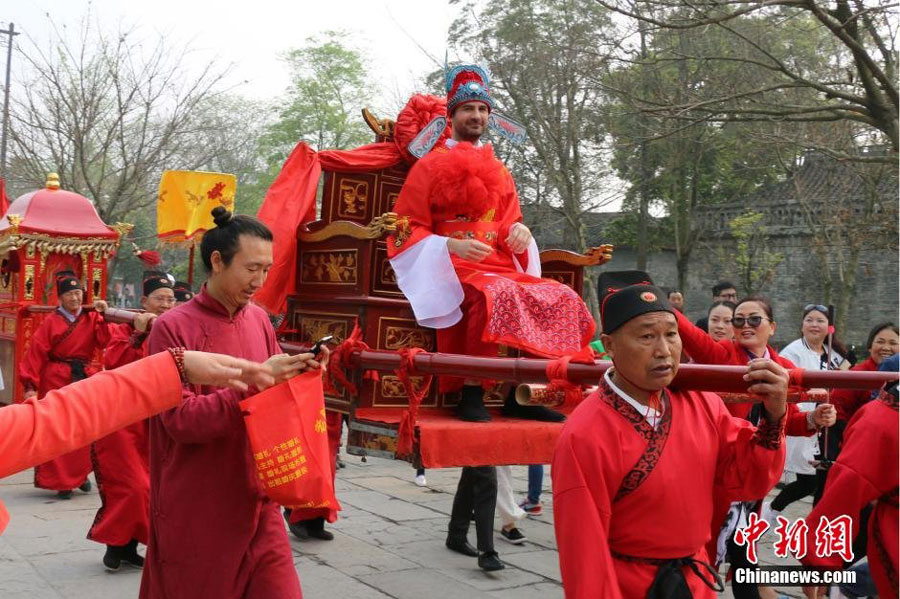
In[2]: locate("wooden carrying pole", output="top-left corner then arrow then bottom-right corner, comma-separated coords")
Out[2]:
42,308 -> 895,396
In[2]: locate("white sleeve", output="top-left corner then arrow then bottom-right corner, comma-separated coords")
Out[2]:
513,238 -> 541,278
389,234 -> 465,329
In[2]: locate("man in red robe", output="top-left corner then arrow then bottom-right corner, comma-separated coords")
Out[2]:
140,209 -> 322,599
387,64 -> 594,423
88,272 -> 176,571
19,270 -> 110,497
800,377 -> 898,599
552,282 -> 789,598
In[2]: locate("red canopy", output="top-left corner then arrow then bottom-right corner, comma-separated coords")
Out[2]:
0,185 -> 117,238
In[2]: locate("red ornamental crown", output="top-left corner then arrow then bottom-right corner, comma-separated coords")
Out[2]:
445,64 -> 495,114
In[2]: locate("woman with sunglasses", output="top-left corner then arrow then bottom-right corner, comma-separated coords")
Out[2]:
675,295 -> 836,599
763,305 -> 848,524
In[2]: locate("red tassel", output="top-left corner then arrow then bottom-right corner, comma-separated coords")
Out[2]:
395,348 -> 433,457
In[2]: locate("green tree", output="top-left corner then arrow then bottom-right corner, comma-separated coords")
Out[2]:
260,31 -> 375,167
727,210 -> 784,294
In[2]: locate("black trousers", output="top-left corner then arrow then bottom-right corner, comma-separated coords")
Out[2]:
771,473 -> 818,511
448,466 -> 497,553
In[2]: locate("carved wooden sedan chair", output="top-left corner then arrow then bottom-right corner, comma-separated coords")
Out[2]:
279,96 -> 612,469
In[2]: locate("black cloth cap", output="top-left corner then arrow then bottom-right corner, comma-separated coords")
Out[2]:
173,281 -> 194,302
597,270 -> 656,304
55,270 -> 81,296
143,271 -> 174,296
600,284 -> 674,335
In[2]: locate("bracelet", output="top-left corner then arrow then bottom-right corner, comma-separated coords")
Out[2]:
167,347 -> 188,384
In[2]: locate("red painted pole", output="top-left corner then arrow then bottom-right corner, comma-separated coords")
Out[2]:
187,244 -> 195,287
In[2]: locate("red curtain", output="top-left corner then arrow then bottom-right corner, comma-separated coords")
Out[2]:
254,142 -> 403,314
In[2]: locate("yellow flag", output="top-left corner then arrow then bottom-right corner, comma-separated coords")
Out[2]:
157,170 -> 236,242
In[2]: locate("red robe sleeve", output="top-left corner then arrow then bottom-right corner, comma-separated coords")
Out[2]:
146,316 -> 245,444
0,351 -> 182,481
386,159 -> 436,258
710,392 -> 787,500
91,310 -> 111,348
495,166 -> 525,256
675,310 -> 733,364
800,400 -> 898,570
18,315 -> 54,393
552,432 -> 622,599
103,323 -> 146,370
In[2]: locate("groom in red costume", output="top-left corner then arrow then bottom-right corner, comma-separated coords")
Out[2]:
387,64 -> 594,423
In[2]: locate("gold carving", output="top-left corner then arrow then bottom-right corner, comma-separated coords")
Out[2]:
301,250 -> 358,285
299,317 -> 348,345
380,260 -> 397,286
385,191 -> 399,212
297,213 -> 397,243
4,318 -> 15,334
93,250 -> 102,261
26,244 -> 35,258
6,214 -> 22,233
92,268 -> 103,297
381,375 -> 428,399
384,326 -> 434,351
24,264 -> 35,300
539,244 -> 614,267
361,107 -> 396,139
338,179 -> 368,217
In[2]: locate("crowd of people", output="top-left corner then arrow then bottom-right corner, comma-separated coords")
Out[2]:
0,61 -> 896,599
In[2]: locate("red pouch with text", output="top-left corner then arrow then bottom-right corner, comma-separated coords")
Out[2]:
240,371 -> 339,512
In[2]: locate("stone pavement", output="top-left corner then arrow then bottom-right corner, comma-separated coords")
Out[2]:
0,450 -> 814,599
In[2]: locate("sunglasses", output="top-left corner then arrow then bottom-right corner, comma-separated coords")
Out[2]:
804,304 -> 828,314
732,315 -> 770,328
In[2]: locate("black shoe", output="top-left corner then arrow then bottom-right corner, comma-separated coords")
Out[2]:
304,517 -> 334,541
120,539 -> 144,568
57,490 -> 73,500
501,393 -> 566,422
500,527 -> 527,545
336,455 -> 346,469
79,479 -> 92,493
103,546 -> 121,571
445,536 -> 479,557
478,550 -> 505,571
287,520 -> 309,540
457,386 -> 491,422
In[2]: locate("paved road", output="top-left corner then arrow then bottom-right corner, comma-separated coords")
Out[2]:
1,449 -> 812,598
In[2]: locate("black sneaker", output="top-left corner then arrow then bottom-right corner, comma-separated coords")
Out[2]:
457,385 -> 491,422
501,393 -> 566,422
79,479 -> 92,493
103,546 -> 122,571
336,455 -> 346,469
57,490 -> 73,500
500,527 -> 527,545
478,550 -> 505,571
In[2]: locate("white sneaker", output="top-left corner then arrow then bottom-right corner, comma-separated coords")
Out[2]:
760,501 -> 780,529
414,474 -> 427,487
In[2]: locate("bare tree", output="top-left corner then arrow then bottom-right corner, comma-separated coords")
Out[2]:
595,0 -> 898,160
8,17 -> 230,223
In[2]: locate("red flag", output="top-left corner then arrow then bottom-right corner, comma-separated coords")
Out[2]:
0,178 -> 10,215
254,143 -> 321,315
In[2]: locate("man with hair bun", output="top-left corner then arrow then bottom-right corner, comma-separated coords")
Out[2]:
140,208 -> 324,599
19,269 -> 110,497
552,272 -> 789,598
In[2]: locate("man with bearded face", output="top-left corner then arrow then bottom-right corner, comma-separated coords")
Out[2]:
387,64 -> 595,424
552,273 -> 790,598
